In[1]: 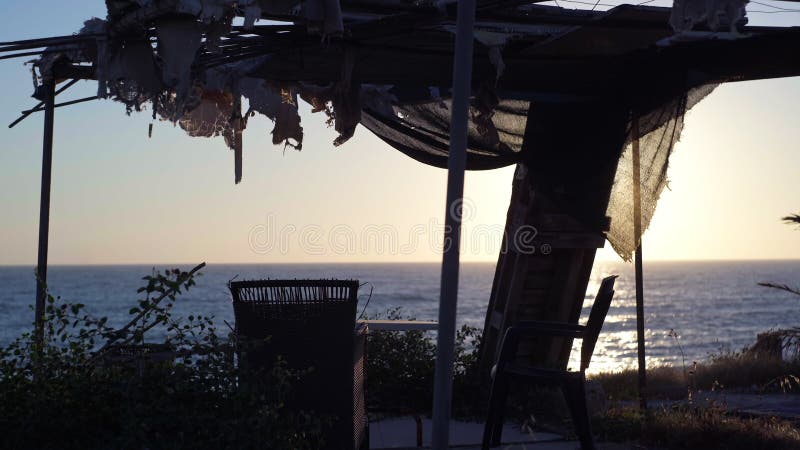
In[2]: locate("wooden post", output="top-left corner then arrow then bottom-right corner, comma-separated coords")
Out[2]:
35,78 -> 56,343
431,0 -> 476,447
233,95 -> 243,184
632,115 -> 648,411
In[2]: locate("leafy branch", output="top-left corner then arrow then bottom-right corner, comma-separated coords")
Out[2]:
92,262 -> 205,360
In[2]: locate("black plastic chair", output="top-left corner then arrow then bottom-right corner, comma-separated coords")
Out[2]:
482,275 -> 617,450
230,279 -> 367,450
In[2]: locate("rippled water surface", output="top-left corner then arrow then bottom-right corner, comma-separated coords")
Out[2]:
2,260 -> 799,373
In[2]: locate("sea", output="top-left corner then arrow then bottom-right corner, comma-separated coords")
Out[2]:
1,260 -> 799,374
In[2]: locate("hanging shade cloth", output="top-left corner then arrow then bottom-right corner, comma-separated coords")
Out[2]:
605,84 -> 717,258
361,80 -> 715,260
361,98 -> 527,171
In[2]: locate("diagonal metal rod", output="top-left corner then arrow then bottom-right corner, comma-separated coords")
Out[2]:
631,115 -> 648,411
9,78 -> 80,129
34,78 -> 56,344
431,0 -> 477,448
22,95 -> 99,114
0,39 -> 89,53
0,47 -> 83,61
0,33 -> 100,48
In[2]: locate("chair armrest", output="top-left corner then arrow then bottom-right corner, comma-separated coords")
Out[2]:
494,322 -> 587,371
357,319 -> 438,332
508,321 -> 586,339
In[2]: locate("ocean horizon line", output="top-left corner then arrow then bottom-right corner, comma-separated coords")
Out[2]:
2,258 -> 800,268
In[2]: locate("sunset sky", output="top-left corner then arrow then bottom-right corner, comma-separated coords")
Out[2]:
0,1 -> 799,265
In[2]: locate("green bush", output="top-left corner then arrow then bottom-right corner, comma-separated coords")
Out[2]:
364,308 -> 485,418
0,265 -> 323,450
364,308 -> 436,414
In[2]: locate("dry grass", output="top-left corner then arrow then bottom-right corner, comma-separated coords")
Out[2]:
594,366 -> 689,400
595,404 -> 800,450
593,354 -> 800,401
590,350 -> 800,448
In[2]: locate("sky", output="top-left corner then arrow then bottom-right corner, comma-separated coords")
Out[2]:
0,1 -> 799,265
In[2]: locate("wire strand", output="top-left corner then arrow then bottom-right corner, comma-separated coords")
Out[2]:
751,0 -> 800,11
358,282 -> 374,319
554,0 -> 800,10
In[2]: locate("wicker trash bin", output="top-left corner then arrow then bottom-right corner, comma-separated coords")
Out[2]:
230,279 -> 367,450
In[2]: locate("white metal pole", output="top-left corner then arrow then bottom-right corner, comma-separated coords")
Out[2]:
431,0 -> 476,448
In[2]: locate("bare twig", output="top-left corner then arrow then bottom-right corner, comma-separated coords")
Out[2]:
782,213 -> 800,225
758,282 -> 800,297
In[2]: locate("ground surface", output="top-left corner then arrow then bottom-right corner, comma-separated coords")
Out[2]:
369,416 -> 634,449
702,392 -> 800,421
619,392 -> 800,421
369,393 -> 800,449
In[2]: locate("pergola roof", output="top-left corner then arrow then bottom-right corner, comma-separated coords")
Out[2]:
2,0 -> 796,261
6,4 -> 800,447
29,3 -> 800,91
0,1 -> 792,256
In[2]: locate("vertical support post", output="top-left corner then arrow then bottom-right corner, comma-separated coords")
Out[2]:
431,0 -> 476,448
232,95 -> 243,184
631,115 -> 647,411
35,78 -> 56,341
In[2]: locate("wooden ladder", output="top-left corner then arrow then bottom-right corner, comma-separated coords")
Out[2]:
479,165 -> 607,372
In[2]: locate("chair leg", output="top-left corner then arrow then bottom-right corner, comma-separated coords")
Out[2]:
490,380 -> 508,447
482,384 -> 498,450
562,374 -> 596,450
482,375 -> 510,449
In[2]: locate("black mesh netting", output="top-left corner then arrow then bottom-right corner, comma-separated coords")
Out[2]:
360,85 -> 717,261
361,98 -> 527,170
606,84 -> 717,260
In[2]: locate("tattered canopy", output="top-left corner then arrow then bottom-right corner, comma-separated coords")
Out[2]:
11,0 -> 800,259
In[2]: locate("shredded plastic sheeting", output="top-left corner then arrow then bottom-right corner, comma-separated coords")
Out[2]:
32,11 -> 715,260
33,10 -> 381,158
300,0 -> 345,36
179,90 -> 234,137
155,17 -> 202,102
670,0 -> 749,33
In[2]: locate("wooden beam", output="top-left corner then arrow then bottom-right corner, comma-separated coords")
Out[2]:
34,78 -> 56,346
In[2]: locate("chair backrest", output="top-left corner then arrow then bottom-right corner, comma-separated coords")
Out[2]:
230,279 -> 359,319
579,275 -> 617,371
229,279 -> 359,358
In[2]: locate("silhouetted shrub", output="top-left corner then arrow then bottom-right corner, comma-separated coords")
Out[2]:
0,265 -> 323,450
